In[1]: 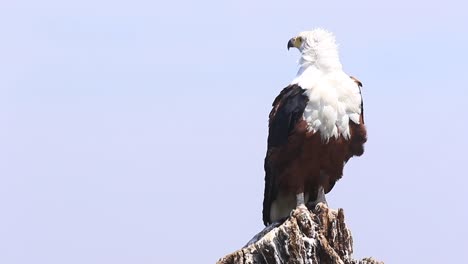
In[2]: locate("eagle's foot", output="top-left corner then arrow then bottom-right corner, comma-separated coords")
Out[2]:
306,186 -> 328,211
306,201 -> 327,211
297,204 -> 308,212
291,192 -> 309,218
291,204 -> 310,220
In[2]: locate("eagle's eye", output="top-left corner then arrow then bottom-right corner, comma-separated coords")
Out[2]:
296,37 -> 304,46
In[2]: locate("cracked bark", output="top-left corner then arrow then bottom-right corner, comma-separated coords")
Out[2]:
217,204 -> 382,264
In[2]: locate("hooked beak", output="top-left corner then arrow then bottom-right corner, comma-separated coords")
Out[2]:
287,37 -> 300,50
287,38 -> 294,50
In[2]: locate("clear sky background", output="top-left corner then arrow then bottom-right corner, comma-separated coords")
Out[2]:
1,0 -> 467,263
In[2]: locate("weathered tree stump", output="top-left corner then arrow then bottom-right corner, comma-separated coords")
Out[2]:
217,204 -> 382,264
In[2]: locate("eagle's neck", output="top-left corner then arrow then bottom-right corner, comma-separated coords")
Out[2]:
291,64 -> 321,88
292,51 -> 342,89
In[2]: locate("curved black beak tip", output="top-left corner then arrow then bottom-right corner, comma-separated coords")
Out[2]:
287,38 -> 295,50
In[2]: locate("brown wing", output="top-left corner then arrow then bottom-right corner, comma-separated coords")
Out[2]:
263,84 -> 308,225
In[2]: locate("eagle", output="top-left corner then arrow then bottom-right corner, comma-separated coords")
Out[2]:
262,29 -> 367,226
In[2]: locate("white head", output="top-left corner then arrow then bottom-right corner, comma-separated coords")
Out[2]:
287,28 -> 342,71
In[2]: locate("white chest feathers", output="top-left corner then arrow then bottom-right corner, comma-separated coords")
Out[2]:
295,70 -> 362,141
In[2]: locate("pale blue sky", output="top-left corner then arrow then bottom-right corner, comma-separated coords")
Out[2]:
1,1 -> 467,263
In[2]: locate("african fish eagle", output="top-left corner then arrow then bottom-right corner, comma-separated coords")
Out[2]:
263,29 -> 367,226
